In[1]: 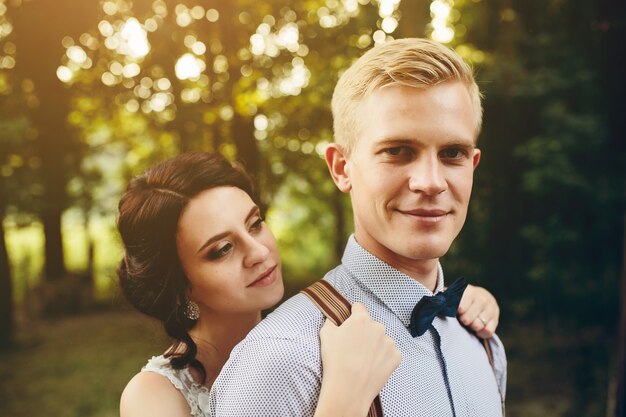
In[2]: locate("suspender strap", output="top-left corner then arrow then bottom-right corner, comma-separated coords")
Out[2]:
301,280 -> 385,417
482,334 -> 505,414
302,280 -> 501,417
482,338 -> 494,368
302,280 -> 351,325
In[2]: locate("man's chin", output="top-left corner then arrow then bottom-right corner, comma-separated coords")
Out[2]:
396,242 -> 451,261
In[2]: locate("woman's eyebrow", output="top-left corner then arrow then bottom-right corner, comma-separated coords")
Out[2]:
197,231 -> 230,254
196,206 -> 258,254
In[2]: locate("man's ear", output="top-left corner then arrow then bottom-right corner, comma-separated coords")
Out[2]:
325,143 -> 352,192
472,148 -> 481,170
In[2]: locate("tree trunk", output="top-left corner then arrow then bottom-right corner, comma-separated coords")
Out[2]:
0,203 -> 13,349
232,114 -> 260,185
599,0 -> 626,414
398,0 -> 430,38
13,0 -> 100,281
40,200 -> 65,280
618,198 -> 626,417
32,68 -> 70,282
331,187 -> 347,264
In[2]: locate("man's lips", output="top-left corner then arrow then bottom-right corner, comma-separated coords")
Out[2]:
399,209 -> 449,216
247,265 -> 278,287
397,208 -> 450,223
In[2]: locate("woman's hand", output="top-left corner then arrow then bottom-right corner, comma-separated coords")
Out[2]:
457,284 -> 500,338
314,303 -> 401,417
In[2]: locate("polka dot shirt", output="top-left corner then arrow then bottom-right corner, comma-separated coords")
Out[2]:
210,235 -> 506,417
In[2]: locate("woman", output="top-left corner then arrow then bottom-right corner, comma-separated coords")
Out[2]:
117,152 -> 500,417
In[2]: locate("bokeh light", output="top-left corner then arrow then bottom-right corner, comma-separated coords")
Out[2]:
120,18 -> 150,59
66,46 -> 87,64
343,0 -> 359,13
430,0 -> 455,43
254,114 -> 269,131
206,9 -> 219,22
152,0 -> 167,17
0,19 -> 12,38
277,23 -> 299,52
56,66 -> 73,82
373,29 -> 386,44
181,87 -> 201,103
275,57 -> 310,96
0,2 -> 14,78
155,77 -> 171,91
381,16 -> 398,33
175,53 -> 205,80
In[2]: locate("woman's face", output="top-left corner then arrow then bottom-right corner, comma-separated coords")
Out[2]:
176,186 -> 284,316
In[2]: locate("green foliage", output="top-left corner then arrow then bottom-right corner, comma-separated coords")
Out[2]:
5,215 -> 122,302
269,171 -> 351,283
441,0 -> 624,328
0,0 -> 620,327
11,0 -> 396,286
35,0 -> 397,227
0,0 -> 622,414
0,113 -> 41,217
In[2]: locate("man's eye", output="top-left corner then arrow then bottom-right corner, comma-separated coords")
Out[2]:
384,147 -> 412,157
208,243 -> 232,260
441,148 -> 465,159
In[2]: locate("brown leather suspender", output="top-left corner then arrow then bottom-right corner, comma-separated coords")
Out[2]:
301,280 -> 385,417
302,279 -> 504,417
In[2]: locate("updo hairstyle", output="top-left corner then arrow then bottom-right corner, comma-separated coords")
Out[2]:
117,152 -> 257,383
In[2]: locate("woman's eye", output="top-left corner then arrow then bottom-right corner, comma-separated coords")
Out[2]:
250,217 -> 264,231
208,243 -> 233,260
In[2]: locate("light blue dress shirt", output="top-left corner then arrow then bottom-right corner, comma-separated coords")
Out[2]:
210,235 -> 506,417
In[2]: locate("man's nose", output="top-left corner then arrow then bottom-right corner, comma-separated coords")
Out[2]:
407,154 -> 447,196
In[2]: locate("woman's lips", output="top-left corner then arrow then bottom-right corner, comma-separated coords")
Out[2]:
248,265 -> 278,287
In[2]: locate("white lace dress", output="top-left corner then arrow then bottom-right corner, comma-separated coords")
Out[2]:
142,355 -> 212,417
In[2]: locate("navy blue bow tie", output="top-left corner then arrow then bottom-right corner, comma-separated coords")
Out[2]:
409,277 -> 468,337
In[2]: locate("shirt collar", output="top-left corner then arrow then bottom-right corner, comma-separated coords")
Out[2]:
341,235 -> 445,328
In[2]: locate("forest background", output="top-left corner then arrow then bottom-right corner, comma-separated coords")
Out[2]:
0,0 -> 624,416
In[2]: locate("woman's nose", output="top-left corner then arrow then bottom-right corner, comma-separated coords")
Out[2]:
243,236 -> 270,268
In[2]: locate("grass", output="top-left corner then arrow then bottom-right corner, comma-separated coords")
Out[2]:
0,307 -> 616,417
1,213 -> 617,416
503,322 -> 615,417
0,308 -> 166,417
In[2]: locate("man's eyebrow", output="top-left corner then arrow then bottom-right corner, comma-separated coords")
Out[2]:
375,138 -> 476,148
372,138 -> 421,150
441,140 -> 476,149
376,138 -> 418,146
196,205 -> 259,254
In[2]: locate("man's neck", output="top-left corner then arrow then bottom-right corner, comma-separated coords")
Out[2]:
353,235 -> 440,292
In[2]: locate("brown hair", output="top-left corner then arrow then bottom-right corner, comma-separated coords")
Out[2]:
331,38 -> 482,154
117,152 -> 257,383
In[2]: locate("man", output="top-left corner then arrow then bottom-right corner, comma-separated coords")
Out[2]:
211,38 -> 506,417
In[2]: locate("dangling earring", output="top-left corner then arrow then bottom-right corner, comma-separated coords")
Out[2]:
184,300 -> 200,320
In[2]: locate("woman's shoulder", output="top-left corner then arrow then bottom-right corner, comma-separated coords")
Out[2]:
120,366 -> 192,417
121,355 -> 212,417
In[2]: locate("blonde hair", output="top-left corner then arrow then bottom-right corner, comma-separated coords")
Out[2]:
331,38 -> 482,154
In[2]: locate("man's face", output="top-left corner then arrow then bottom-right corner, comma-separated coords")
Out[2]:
332,81 -> 480,275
